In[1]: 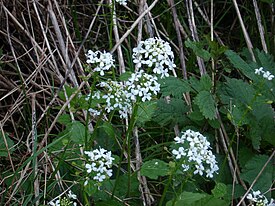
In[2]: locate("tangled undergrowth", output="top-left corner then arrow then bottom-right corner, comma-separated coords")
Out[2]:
0,0 -> 274,205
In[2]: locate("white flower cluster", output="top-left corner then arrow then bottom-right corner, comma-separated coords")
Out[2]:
84,148 -> 114,185
85,72 -> 160,118
172,129 -> 219,178
99,80 -> 132,118
125,70 -> 160,102
48,190 -> 77,206
115,0 -> 127,6
255,67 -> 274,81
86,50 -> 115,76
132,37 -> 176,78
247,190 -> 275,206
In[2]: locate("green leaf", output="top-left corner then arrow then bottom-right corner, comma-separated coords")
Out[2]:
98,122 -> 115,140
200,75 -> 212,91
159,76 -> 192,98
57,114 -> 71,125
211,182 -> 227,198
167,192 -> 229,206
67,121 -> 86,144
194,91 -> 216,120
140,159 -> 169,180
153,98 -> 189,126
119,71 -> 132,81
95,122 -> 119,152
166,192 -> 206,206
225,50 -> 254,79
136,101 -> 157,125
189,76 -> 212,93
94,200 -> 124,206
240,155 -> 274,198
0,133 -> 14,157
84,180 -> 98,196
223,184 -> 246,202
185,39 -> 211,61
238,146 -> 255,168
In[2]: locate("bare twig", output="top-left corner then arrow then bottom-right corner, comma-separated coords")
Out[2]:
110,0 -> 159,53
232,0 -> 256,61
253,0 -> 268,53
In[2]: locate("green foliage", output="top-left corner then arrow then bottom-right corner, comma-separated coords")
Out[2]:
194,91 -> 216,120
159,76 -> 192,98
185,39 -> 211,61
0,133 -> 14,157
219,77 -> 275,148
140,159 -> 169,180
166,191 -> 228,206
95,121 -> 119,151
136,100 -> 157,125
66,121 -> 86,144
240,155 -> 274,198
211,182 -> 227,199
153,98 -> 189,126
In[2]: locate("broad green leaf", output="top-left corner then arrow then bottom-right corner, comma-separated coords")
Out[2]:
110,173 -> 139,198
57,114 -> 71,125
167,192 -> 228,206
136,100 -> 157,125
140,159 -> 169,180
211,182 -> 227,198
189,76 -> 202,92
0,133 -> 14,157
223,184 -> 246,202
98,122 -> 115,140
95,122 -> 119,152
166,192 -> 206,206
84,180 -> 98,196
240,155 -> 274,198
238,146 -> 255,168
94,200 -> 124,206
207,39 -> 228,59
153,98 -> 189,126
159,76 -> 192,98
185,39 -> 211,61
194,91 -> 216,120
200,75 -> 212,91
225,50 -> 254,79
188,107 -> 204,121
119,71 -> 132,81
67,121 -> 86,144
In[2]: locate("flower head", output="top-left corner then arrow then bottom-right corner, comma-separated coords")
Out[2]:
255,67 -> 274,81
171,129 -> 219,178
125,70 -> 160,102
132,37 -> 176,78
86,50 -> 115,76
84,147 -> 114,186
246,189 -> 275,206
116,0 -> 127,6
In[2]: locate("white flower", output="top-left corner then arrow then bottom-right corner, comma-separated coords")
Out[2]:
116,0 -> 127,6
132,37 -> 176,78
172,130 -> 219,178
86,50 -> 115,76
84,147 -> 114,186
247,190 -> 270,205
68,190 -> 77,200
94,173 -> 106,182
255,67 -> 264,75
255,67 -> 274,81
49,199 -> 60,206
124,70 -> 160,103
